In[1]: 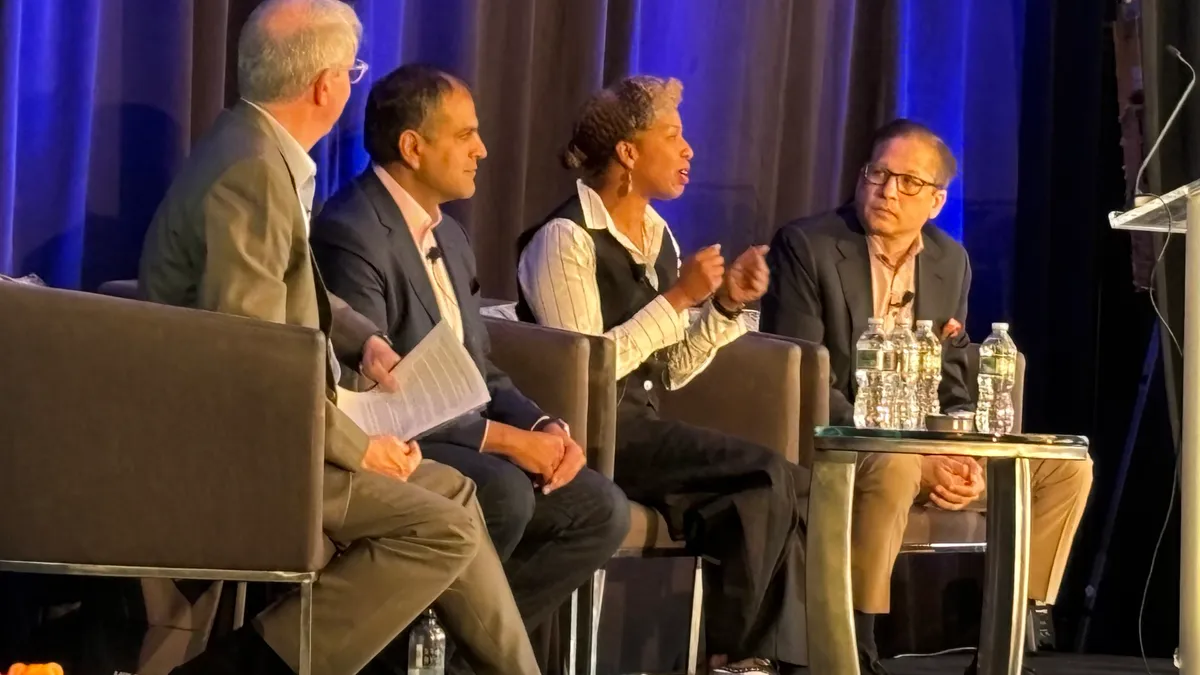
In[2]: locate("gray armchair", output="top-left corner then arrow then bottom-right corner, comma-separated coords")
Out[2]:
0,282 -> 329,674
478,316 -> 609,675
579,331 -> 807,675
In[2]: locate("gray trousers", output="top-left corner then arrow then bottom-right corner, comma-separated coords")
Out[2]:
256,460 -> 540,675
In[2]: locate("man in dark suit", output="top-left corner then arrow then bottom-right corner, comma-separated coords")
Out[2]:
311,64 -> 630,665
762,120 -> 1092,674
138,3 -> 539,674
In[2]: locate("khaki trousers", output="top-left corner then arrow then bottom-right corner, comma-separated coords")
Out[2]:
256,460 -> 540,675
851,453 -> 1093,614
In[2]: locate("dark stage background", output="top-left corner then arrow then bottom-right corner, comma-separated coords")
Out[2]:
0,0 -> 1194,665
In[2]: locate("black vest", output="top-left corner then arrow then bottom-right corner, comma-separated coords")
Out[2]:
517,195 -> 679,409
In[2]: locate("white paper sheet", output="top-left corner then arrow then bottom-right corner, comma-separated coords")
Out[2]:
336,321 -> 490,440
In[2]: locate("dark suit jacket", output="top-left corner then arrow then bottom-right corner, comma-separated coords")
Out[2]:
311,169 -> 548,449
761,205 -> 973,426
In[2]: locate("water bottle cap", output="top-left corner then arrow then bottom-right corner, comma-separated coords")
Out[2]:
915,320 -> 933,328
992,322 -> 1010,331
867,317 -> 883,326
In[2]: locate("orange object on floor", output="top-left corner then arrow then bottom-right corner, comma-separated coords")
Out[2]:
5,664 -> 64,675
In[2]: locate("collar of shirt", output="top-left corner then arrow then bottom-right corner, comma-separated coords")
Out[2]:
374,164 -> 444,250
574,178 -> 679,265
243,99 -> 317,212
866,232 -> 925,270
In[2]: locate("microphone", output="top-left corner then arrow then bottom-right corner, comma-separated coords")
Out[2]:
1132,45 -> 1196,201
891,291 -> 915,309
426,246 -> 443,263
631,262 -> 649,285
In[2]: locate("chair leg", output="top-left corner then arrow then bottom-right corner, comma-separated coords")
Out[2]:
566,588 -> 579,675
686,558 -> 704,675
233,581 -> 248,630
299,580 -> 313,675
588,568 -> 607,675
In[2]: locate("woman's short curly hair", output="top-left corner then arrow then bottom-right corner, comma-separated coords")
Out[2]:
562,75 -> 684,175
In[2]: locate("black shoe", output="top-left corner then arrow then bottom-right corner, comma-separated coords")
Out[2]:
854,648 -> 892,672
170,626 -> 293,675
963,652 -> 1036,675
711,658 -> 777,674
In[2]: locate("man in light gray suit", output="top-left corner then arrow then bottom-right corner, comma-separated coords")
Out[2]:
138,2 -> 539,674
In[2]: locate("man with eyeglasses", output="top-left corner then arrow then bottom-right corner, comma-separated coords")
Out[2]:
761,119 -> 1092,675
139,1 -> 538,674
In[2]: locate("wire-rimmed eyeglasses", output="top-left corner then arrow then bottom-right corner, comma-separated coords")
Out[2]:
349,59 -> 369,85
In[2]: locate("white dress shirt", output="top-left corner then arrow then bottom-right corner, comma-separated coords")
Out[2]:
517,179 -> 747,390
371,165 -> 464,343
244,100 -> 317,231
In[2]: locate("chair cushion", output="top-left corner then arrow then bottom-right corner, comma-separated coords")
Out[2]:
620,502 -> 685,552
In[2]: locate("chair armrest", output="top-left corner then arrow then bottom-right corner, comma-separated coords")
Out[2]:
583,333 -> 617,479
0,284 -> 327,573
768,335 -> 830,467
481,317 -> 617,478
483,317 -> 590,445
658,333 -> 802,463
96,279 -> 140,300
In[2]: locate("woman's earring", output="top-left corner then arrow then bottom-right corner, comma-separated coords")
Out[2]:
620,169 -> 633,196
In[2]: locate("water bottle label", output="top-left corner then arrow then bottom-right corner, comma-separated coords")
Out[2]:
857,349 -> 880,370
881,350 -> 896,371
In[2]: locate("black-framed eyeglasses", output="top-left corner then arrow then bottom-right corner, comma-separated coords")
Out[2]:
862,164 -> 943,196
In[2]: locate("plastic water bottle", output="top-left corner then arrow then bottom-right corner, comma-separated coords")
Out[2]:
408,609 -> 446,675
889,319 -> 921,430
1175,645 -> 1181,669
914,320 -> 943,428
975,323 -> 1018,434
854,318 -> 894,429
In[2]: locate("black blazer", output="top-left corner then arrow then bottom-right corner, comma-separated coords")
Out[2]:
311,169 -> 547,448
761,205 -> 973,426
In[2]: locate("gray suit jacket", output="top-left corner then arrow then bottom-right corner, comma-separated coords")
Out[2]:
761,205 -> 973,426
139,102 -> 378,510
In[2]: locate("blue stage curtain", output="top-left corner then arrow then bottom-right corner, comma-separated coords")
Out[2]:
894,0 -> 1027,332
0,0 -> 237,290
1,0 -> 1026,322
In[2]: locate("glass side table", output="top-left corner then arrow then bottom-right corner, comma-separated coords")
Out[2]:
805,427 -> 1090,675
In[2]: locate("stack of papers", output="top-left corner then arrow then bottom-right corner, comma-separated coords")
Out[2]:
337,321 -> 490,439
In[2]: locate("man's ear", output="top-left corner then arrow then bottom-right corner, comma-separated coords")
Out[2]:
398,129 -> 422,169
312,69 -> 334,107
928,188 -> 948,219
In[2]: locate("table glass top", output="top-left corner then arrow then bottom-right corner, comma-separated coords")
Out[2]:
815,426 -> 1089,448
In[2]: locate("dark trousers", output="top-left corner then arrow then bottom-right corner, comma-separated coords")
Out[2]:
420,442 -> 630,637
614,402 -> 808,666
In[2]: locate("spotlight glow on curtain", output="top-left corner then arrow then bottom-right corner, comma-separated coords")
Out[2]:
0,0 -> 1026,329
895,0 -> 1025,326
0,0 -> 102,287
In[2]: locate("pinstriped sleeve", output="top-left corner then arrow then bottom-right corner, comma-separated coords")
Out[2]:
517,218 -> 687,379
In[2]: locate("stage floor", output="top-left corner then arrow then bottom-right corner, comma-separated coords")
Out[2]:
879,653 -> 1176,674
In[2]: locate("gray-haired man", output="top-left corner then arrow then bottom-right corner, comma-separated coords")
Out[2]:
139,1 -> 539,674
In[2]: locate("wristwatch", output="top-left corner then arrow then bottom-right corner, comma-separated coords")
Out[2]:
713,297 -> 744,320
